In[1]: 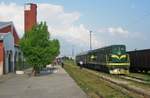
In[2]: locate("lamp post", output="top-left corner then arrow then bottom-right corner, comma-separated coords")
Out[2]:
89,30 -> 92,50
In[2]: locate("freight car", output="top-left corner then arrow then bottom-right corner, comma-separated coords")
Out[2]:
127,49 -> 150,73
76,45 -> 130,74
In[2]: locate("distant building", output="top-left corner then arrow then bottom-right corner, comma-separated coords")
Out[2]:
24,3 -> 37,32
0,22 -> 21,75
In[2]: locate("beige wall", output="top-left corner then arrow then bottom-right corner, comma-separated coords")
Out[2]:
0,42 -> 4,75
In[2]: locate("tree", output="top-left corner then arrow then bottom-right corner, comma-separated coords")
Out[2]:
20,22 -> 60,75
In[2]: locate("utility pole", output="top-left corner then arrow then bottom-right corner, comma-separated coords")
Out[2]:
72,45 -> 74,59
89,30 -> 92,50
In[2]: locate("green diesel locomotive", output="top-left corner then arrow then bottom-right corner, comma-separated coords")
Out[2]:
76,45 -> 130,74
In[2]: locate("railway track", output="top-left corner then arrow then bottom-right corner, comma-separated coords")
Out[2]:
119,75 -> 150,85
84,68 -> 150,98
126,73 -> 150,82
99,75 -> 150,98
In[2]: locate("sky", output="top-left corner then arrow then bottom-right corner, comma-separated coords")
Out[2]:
0,0 -> 150,57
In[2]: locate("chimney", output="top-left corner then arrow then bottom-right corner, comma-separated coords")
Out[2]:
24,3 -> 37,32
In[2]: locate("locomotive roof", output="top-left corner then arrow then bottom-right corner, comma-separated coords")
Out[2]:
127,48 -> 150,53
90,45 -> 125,52
76,51 -> 89,56
100,44 -> 125,49
76,45 -> 125,56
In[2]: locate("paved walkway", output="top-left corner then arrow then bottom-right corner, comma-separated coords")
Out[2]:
0,66 -> 87,98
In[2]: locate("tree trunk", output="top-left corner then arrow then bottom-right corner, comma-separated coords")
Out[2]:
32,68 -> 37,76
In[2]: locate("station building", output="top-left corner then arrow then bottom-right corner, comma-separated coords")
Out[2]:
0,22 -> 21,75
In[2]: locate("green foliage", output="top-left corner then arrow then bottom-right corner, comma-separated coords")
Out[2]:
20,22 -> 60,72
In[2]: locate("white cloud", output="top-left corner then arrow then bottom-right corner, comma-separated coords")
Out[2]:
108,27 -> 129,35
37,3 -> 102,49
0,2 -> 24,37
37,3 -> 80,26
98,27 -> 129,37
98,27 -> 146,40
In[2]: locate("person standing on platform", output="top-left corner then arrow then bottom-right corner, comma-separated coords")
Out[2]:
79,61 -> 83,69
61,59 -> 64,68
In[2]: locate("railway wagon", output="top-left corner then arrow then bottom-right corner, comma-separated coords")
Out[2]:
127,49 -> 150,73
76,45 -> 130,74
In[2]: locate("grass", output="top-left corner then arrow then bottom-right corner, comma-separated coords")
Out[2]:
64,60 -> 132,98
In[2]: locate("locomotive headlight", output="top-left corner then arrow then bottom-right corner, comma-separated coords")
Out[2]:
91,55 -> 95,59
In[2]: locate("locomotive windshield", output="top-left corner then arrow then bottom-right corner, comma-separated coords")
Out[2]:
112,46 -> 126,54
